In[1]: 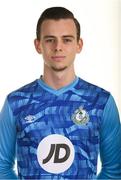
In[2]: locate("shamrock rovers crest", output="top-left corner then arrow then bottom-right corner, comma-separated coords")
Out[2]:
71,106 -> 89,125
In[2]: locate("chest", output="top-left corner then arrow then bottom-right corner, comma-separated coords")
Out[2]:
15,96 -> 102,143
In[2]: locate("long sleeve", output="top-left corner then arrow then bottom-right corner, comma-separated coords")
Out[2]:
97,95 -> 121,179
0,99 -> 18,179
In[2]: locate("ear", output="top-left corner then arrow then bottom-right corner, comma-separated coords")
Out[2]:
34,39 -> 42,54
76,38 -> 83,53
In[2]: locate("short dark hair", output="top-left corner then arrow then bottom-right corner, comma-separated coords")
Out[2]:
36,7 -> 81,41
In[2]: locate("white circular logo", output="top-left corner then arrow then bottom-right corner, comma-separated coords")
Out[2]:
37,134 -> 75,174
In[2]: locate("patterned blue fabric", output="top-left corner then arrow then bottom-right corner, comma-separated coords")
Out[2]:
7,77 -> 110,179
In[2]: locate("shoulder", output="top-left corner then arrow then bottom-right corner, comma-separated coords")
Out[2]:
76,77 -> 111,106
8,80 -> 37,97
7,80 -> 39,105
10,80 -> 38,94
77,77 -> 109,93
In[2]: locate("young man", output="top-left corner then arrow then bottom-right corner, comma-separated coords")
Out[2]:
0,7 -> 121,179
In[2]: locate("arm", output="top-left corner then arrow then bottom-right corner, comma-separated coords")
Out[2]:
0,99 -> 18,179
97,95 -> 121,179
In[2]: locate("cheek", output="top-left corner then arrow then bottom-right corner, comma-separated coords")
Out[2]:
41,46 -> 50,56
43,44 -> 53,54
67,44 -> 77,53
67,47 -> 77,57
41,49 -> 52,62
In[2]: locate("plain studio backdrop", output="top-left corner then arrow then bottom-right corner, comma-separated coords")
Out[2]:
0,0 -> 120,174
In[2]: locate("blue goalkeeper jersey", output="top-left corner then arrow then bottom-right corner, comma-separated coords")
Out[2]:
0,77 -> 121,179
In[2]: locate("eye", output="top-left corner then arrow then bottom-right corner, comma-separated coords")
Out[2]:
63,38 -> 73,43
45,39 -> 55,43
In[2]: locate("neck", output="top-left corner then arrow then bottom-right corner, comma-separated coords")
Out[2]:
42,65 -> 76,89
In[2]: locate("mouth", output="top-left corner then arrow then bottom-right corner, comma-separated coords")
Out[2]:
51,56 -> 66,61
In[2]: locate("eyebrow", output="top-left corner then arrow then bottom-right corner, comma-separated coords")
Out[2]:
63,35 -> 75,39
43,35 -> 75,39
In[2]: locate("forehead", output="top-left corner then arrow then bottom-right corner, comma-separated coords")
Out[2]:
40,19 -> 77,37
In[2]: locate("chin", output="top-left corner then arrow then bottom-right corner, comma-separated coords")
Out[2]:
51,66 -> 68,72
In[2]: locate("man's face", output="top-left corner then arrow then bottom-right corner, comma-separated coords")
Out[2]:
34,19 -> 83,72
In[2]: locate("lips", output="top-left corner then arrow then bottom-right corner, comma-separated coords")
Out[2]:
51,56 -> 65,61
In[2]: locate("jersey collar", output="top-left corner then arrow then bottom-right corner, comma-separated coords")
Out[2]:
37,76 -> 79,96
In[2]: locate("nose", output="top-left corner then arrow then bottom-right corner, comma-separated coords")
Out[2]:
54,40 -> 63,52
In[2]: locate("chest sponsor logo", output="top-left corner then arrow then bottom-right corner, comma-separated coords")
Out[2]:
37,134 -> 75,174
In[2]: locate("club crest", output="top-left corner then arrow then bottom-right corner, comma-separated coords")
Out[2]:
71,106 -> 89,125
